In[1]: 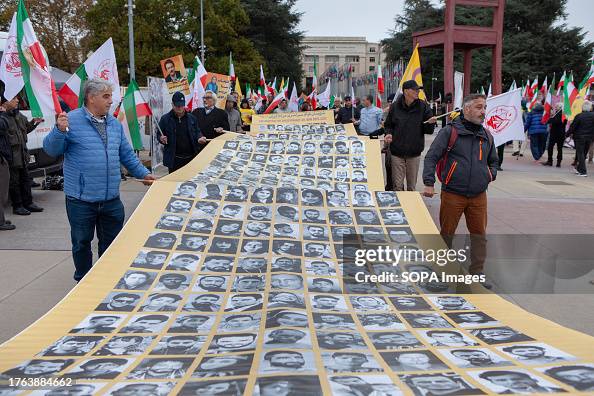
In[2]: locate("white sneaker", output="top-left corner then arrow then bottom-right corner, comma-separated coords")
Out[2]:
577,173 -> 588,177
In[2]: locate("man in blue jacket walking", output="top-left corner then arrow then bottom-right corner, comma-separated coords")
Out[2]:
44,79 -> 155,281
524,102 -> 548,160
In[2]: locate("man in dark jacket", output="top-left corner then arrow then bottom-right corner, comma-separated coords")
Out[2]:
524,102 -> 548,160
568,100 -> 594,176
423,94 -> 498,284
2,95 -> 44,215
158,92 -> 206,174
543,103 -> 566,167
192,90 -> 230,141
335,96 -> 360,125
384,80 -> 436,191
0,94 -> 15,230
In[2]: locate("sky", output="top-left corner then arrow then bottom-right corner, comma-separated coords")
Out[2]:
295,0 -> 594,45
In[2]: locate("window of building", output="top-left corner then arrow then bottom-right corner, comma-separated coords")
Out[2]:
351,66 -> 356,73
304,55 -> 318,63
369,57 -> 375,63
345,55 -> 359,63
325,55 -> 339,63
369,66 -> 375,72
369,47 -> 376,53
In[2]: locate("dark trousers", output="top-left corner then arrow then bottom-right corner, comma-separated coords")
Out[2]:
546,134 -> 565,164
497,145 -> 504,167
529,133 -> 548,160
440,191 -> 488,274
575,137 -> 592,175
65,196 -> 125,281
168,156 -> 194,174
9,166 -> 33,208
0,160 -> 9,224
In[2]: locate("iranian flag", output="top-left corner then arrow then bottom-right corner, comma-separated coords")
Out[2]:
59,38 -> 120,111
116,79 -> 151,150
580,56 -> 594,88
377,64 -> 384,94
541,88 -> 553,124
263,87 -> 288,114
539,76 -> 548,97
259,65 -> 266,88
0,14 -> 23,102
375,92 -> 382,108
288,82 -> 299,112
562,73 -> 579,121
4,0 -> 61,117
308,57 -> 318,109
186,56 -> 208,111
229,52 -> 235,83
527,77 -> 538,100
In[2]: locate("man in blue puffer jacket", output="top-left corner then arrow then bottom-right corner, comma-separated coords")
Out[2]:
44,79 -> 155,281
524,102 -> 548,160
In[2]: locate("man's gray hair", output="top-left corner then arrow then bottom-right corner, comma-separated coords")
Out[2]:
582,100 -> 593,112
83,79 -> 113,105
462,93 -> 487,108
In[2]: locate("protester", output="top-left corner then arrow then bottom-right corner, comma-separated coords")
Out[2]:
274,98 -> 291,114
567,100 -> 594,176
524,101 -> 548,161
192,90 -> 230,140
356,95 -> 384,136
239,99 -> 255,132
335,96 -> 360,125
44,79 -> 155,281
225,94 -> 243,132
158,92 -> 206,174
0,94 -> 15,230
543,103 -> 566,167
2,95 -> 44,215
384,80 -> 436,191
422,94 -> 498,287
300,101 -> 312,112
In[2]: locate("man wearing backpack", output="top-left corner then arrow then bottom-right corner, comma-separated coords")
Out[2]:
422,94 -> 498,287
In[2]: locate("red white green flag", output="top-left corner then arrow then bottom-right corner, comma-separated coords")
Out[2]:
580,56 -> 594,89
556,71 -> 566,95
116,79 -> 151,150
5,0 -> 61,117
562,73 -> 579,121
187,56 -> 207,111
377,64 -> 384,94
264,87 -> 288,114
59,38 -> 120,111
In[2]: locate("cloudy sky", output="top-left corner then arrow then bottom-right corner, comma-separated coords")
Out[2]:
296,0 -> 594,45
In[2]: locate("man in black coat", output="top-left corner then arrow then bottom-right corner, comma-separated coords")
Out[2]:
567,100 -> 594,176
384,80 -> 436,191
543,103 -> 566,167
192,90 -> 230,141
158,92 -> 206,173
0,95 -> 15,230
335,96 -> 360,125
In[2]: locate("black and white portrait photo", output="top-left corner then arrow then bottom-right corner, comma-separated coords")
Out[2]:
155,214 -> 185,231
193,201 -> 219,218
270,273 -> 304,290
471,327 -> 535,345
400,373 -> 485,396
179,379 -> 247,396
114,270 -> 156,291
150,335 -> 205,355
236,257 -> 267,273
429,296 -> 476,311
303,208 -> 326,224
93,335 -> 154,356
225,293 -> 264,312
375,191 -> 400,207
1,359 -> 75,379
168,314 -> 214,333
126,357 -> 193,379
200,184 -> 223,200
119,314 -> 171,333
220,204 -> 244,220
468,369 -> 566,395
202,256 -> 234,273
41,336 -> 104,357
225,186 -> 249,202
70,314 -> 126,334
390,296 -> 433,311
192,354 -> 254,378
232,275 -> 266,292
174,182 -> 198,198
207,333 -> 258,353
349,296 -> 389,311
139,293 -> 183,312
307,277 -> 341,293
381,350 -> 450,372
419,330 -> 479,347
538,364 -> 594,392
165,253 -> 200,272
144,232 -> 177,250
270,257 -> 302,272
381,209 -> 407,225
445,311 -> 500,328
165,198 -> 193,214
272,240 -> 302,256
305,260 -> 336,275
241,239 -> 269,255
266,310 -> 309,328
357,313 -> 406,331
96,292 -> 142,312
268,292 -> 305,309
131,250 -> 169,270
402,313 -> 454,329
263,328 -> 312,349
218,313 -> 261,332
259,350 -> 316,374
154,273 -> 190,291
436,348 -> 514,369
313,313 -> 356,330
317,332 -> 367,350
496,343 -> 576,365
369,331 -> 424,350
193,275 -> 228,292
322,352 -> 383,374
310,294 -> 348,311
208,236 -> 239,254
64,358 -> 133,380
182,294 -> 222,312
329,375 -> 403,396
177,234 -> 208,252
105,382 -> 174,396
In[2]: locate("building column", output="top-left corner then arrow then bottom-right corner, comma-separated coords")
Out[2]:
463,48 -> 473,96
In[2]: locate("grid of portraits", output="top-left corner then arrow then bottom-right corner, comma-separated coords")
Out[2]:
2,133 -> 594,396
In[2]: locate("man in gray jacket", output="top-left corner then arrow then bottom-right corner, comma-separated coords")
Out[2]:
423,94 -> 498,286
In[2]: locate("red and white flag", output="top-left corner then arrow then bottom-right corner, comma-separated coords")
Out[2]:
539,76 -> 548,97
264,87 -> 288,114
229,52 -> 235,83
376,92 -> 382,108
187,56 -> 207,111
288,82 -> 299,112
556,71 -> 566,95
0,0 -> 61,117
259,65 -> 266,88
377,64 -> 384,94
541,89 -> 553,124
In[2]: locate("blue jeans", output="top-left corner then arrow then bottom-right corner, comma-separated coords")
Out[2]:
65,196 -> 125,281
530,133 -> 548,160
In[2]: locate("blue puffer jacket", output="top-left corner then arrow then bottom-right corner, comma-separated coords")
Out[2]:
43,108 -> 149,202
524,104 -> 548,135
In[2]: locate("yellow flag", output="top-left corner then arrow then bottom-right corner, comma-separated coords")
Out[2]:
569,84 -> 590,122
234,77 -> 243,101
399,44 -> 426,101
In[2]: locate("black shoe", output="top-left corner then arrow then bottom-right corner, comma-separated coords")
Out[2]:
542,161 -> 552,166
4,220 -> 11,225
511,151 -> 520,156
556,162 -> 561,168
13,207 -> 31,215
497,166 -> 503,171
0,222 -> 16,230
25,204 -> 44,212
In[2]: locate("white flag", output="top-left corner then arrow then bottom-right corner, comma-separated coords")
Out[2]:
288,82 -> 299,112
0,14 -> 23,101
484,89 -> 525,147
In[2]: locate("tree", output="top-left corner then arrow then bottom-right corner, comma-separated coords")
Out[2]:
241,0 -> 304,90
86,0 -> 264,85
0,0 -> 93,72
382,0 -> 594,95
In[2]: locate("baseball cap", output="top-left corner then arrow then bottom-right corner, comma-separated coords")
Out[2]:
402,80 -> 423,90
172,91 -> 185,106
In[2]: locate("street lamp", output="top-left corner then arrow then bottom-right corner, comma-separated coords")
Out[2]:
125,0 -> 135,80
200,0 -> 205,64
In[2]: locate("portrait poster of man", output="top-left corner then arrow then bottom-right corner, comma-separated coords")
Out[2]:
160,55 -> 190,94
204,72 -> 232,109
